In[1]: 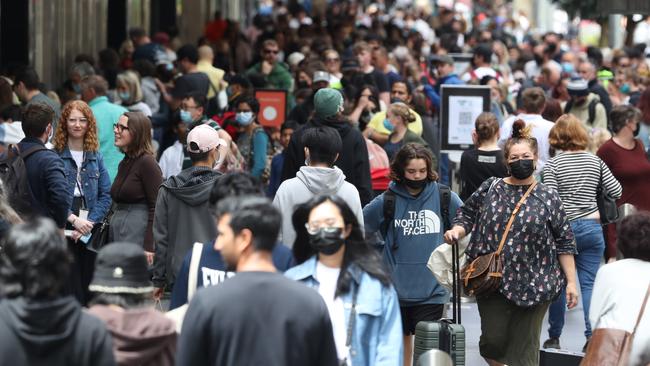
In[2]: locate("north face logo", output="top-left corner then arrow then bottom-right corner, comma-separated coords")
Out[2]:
393,210 -> 441,236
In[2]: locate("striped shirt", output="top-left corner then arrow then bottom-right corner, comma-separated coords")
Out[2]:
542,151 -> 622,221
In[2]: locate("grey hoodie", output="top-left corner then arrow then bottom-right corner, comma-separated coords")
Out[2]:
273,166 -> 364,248
153,166 -> 222,288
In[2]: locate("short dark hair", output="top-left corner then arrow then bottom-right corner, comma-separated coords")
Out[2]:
473,44 -> 493,62
617,211 -> 650,261
129,27 -> 146,40
237,96 -> 260,114
281,120 -> 298,132
0,218 -> 72,300
302,126 -> 342,166
21,102 -> 54,137
610,105 -> 641,134
209,172 -> 263,213
1,105 -> 22,122
14,67 -> 40,90
185,91 -> 207,109
389,143 -> 439,183
176,44 -> 199,64
521,87 -> 546,113
189,150 -> 210,163
215,196 -> 281,252
80,75 -> 109,96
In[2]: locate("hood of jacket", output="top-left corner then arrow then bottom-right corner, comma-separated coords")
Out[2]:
88,305 -> 176,365
161,166 -> 221,206
0,296 -> 82,356
296,166 -> 346,195
311,115 -> 352,138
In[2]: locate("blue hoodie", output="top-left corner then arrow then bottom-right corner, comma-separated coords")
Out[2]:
363,181 -> 462,306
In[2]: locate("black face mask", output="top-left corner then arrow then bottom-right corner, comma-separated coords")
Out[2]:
508,159 -> 535,179
308,228 -> 345,255
297,80 -> 309,89
403,178 -> 428,190
633,122 -> 640,137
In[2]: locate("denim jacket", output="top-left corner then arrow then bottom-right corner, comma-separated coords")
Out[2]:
59,147 -> 112,223
285,256 -> 403,366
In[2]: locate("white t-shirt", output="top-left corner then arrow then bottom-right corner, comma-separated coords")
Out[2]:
158,141 -> 183,179
589,259 -> 650,366
315,261 -> 347,361
70,150 -> 84,197
498,114 -> 554,174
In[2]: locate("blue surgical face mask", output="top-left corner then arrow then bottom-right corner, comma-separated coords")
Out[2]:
619,83 -> 631,94
73,83 -> 81,94
383,118 -> 394,132
236,111 -> 254,126
562,62 -> 574,74
118,91 -> 130,101
180,109 -> 193,124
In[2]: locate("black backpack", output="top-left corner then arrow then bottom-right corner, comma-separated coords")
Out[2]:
380,184 -> 452,239
0,144 -> 45,219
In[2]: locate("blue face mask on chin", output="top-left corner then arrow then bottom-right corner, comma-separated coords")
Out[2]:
118,91 -> 130,102
180,110 -> 193,124
383,118 -> 394,132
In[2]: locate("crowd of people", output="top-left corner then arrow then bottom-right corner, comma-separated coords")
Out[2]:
0,1 -> 650,366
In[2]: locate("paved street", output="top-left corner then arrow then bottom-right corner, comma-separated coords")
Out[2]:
449,295 -> 587,365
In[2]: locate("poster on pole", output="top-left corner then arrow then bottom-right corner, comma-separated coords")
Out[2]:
440,85 -> 491,151
255,89 -> 287,128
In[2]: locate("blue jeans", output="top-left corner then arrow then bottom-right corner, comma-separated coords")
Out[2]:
548,219 -> 605,339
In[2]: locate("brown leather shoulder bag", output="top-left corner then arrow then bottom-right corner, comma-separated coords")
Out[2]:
581,283 -> 650,366
460,181 -> 537,297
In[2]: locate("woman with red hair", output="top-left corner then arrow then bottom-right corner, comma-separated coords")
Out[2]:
52,100 -> 112,305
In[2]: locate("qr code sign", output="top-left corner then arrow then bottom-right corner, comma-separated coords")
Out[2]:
458,112 -> 473,126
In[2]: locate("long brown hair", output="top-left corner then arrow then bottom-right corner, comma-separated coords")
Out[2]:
389,143 -> 439,183
121,111 -> 154,157
52,100 -> 99,152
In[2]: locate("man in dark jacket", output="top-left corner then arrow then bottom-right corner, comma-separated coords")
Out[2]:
176,197 -> 337,366
281,88 -> 373,206
0,218 -> 114,366
16,102 -> 70,228
152,124 -> 223,297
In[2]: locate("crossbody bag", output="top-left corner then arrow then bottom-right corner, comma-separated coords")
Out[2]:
460,181 -> 537,297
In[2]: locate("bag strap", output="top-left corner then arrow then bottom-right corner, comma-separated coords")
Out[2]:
495,181 -> 537,256
439,184 -> 451,232
345,285 -> 359,348
631,283 -> 650,337
187,242 -> 203,301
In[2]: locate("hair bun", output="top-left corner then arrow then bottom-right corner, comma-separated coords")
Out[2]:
512,119 -> 531,139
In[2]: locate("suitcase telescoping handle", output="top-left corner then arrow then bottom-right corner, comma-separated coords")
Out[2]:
451,238 -> 461,324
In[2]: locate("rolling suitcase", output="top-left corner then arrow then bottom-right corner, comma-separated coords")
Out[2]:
413,238 -> 466,366
539,349 -> 583,366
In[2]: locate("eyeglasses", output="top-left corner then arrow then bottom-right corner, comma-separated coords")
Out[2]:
113,123 -> 129,133
305,218 -> 341,235
264,49 -> 279,55
325,57 -> 340,63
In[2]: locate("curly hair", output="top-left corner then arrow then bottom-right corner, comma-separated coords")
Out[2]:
389,143 -> 439,183
52,100 -> 99,152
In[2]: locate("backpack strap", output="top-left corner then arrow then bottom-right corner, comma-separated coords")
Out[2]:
18,144 -> 47,159
380,189 -> 396,237
588,99 -> 598,125
187,242 -> 204,302
438,183 -> 451,232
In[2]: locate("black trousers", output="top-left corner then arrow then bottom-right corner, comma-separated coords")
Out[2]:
63,196 -> 97,306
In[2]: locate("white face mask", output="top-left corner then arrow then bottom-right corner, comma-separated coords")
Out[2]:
47,124 -> 54,141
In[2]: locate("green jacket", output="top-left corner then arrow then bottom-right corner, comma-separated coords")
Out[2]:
246,62 -> 293,91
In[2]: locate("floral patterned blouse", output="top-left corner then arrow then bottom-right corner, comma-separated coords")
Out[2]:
453,177 -> 577,307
